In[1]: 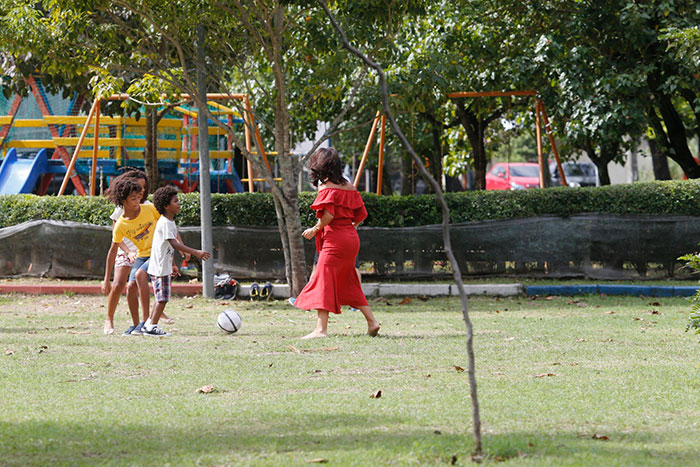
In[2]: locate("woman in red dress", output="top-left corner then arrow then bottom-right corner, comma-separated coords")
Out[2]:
292,147 -> 380,339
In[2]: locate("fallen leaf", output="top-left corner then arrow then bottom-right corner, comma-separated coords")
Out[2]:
322,346 -> 339,352
576,338 -> 587,342
417,295 -> 429,301
454,365 -> 465,372
425,374 -> 432,378
289,345 -> 303,353
605,311 -> 615,314
633,317 -> 643,321
434,430 -> 442,435
185,305 -> 194,309
5,350 -> 14,355
493,371 -> 504,375
649,310 -> 660,315
268,363 -> 273,368
306,459 -> 328,464
218,302 -> 228,306
534,373 -> 558,378
551,362 -> 561,365
399,297 -> 413,305
649,301 -> 661,306
569,362 -> 579,366
370,390 -> 382,398
504,336 -> 515,341
67,331 -> 90,335
196,384 -> 215,394
592,433 -> 609,441
600,338 -> 614,343
576,302 -> 589,308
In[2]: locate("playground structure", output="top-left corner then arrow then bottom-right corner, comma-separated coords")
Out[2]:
0,77 -> 277,196
355,90 -> 568,193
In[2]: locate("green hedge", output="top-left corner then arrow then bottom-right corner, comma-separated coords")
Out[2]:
2,180 -> 700,228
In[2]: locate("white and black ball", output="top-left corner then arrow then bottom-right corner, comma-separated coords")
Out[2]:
217,309 -> 242,334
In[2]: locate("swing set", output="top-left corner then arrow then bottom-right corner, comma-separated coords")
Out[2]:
354,90 -> 568,192
56,92 -> 277,196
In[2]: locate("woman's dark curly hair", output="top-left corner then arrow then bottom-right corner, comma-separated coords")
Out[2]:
104,175 -> 143,207
307,147 -> 347,187
153,186 -> 178,215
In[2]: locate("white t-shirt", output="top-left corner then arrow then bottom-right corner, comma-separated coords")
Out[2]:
147,216 -> 178,277
111,205 -> 139,253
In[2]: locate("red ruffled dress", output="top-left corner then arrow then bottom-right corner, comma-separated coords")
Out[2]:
293,188 -> 369,314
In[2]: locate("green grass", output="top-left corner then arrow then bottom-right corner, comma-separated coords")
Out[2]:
1,293 -> 700,465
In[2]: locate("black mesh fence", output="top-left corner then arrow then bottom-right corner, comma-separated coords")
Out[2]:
1,215 -> 699,280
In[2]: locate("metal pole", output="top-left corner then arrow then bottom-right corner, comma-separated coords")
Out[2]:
90,100 -> 101,196
535,98 -> 545,188
197,24 -> 214,298
537,100 -> 568,186
376,114 -> 386,195
58,99 -> 99,196
354,110 -> 381,187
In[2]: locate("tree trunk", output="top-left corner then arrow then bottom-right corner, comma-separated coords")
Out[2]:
144,108 -> 159,192
585,140 -> 615,186
400,156 -> 412,195
648,72 -> 700,177
647,137 -> 671,180
647,105 -> 673,180
271,4 -> 307,296
454,101 -> 487,190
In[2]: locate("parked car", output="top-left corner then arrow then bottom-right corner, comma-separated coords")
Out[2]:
485,162 -> 541,190
549,161 -> 599,187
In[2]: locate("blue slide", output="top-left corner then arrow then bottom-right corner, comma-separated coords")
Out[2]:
0,148 -> 49,194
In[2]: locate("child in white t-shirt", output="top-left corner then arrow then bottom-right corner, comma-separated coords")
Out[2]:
143,186 -> 211,336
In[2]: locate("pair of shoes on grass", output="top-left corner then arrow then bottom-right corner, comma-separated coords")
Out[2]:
250,281 -> 273,301
123,322 -> 145,336
215,275 -> 240,300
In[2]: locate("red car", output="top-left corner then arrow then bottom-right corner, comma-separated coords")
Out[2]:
485,162 -> 541,190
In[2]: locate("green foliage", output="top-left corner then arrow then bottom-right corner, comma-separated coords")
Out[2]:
678,250 -> 700,337
3,180 -> 700,229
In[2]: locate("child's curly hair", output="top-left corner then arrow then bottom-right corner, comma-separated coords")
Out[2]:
104,175 -> 143,207
121,168 -> 149,202
153,185 -> 178,215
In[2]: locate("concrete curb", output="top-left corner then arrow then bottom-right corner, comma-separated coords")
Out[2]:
525,284 -> 699,297
0,282 -> 524,298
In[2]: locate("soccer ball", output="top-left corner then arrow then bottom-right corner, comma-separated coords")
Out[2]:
217,309 -> 242,334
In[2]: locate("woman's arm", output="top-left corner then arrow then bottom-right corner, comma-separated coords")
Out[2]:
302,209 -> 334,239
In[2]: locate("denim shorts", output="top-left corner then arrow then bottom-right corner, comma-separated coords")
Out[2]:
129,257 -> 150,282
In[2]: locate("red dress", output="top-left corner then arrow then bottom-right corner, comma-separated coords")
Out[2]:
293,188 -> 369,314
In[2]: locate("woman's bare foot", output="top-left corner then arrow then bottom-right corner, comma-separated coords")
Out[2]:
104,320 -> 114,335
367,322 -> 380,337
301,330 -> 327,339
161,315 -> 175,325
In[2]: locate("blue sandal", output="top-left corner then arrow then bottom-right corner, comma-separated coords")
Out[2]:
249,282 -> 260,301
260,281 -> 273,301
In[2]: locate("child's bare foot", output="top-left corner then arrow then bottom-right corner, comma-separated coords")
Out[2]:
367,322 -> 380,337
301,330 -> 327,339
104,320 -> 114,335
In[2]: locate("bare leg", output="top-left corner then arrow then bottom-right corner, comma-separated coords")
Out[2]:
150,301 -> 167,326
105,266 -> 130,333
302,309 -> 329,339
125,281 -> 140,326
134,269 -> 150,322
358,305 -> 380,336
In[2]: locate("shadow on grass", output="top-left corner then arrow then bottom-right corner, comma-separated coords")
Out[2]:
1,414 -> 696,464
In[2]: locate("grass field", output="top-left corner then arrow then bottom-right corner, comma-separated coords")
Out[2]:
1,292 -> 700,465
